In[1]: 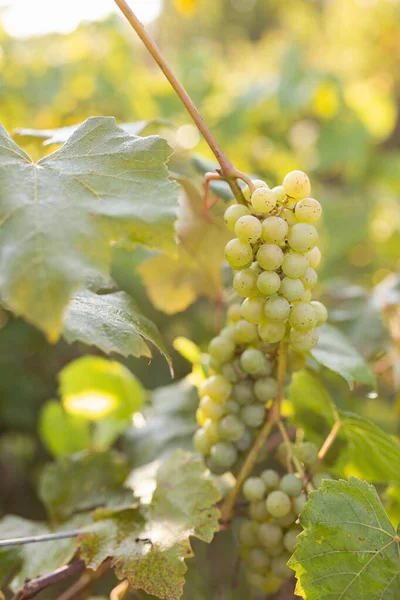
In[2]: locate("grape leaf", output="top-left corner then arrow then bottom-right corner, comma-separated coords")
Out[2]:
63,288 -> 172,371
289,477 -> 400,599
138,178 -> 230,314
311,324 -> 376,389
0,117 -> 178,338
39,400 -> 91,457
79,450 -> 221,600
39,450 -> 134,521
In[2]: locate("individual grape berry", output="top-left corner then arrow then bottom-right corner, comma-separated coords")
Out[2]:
305,246 -> 322,269
301,290 -> 312,302
233,380 -> 255,405
283,528 -> 301,553
240,297 -> 265,324
199,396 -> 225,420
274,510 -> 297,527
241,404 -> 265,428
279,277 -> 305,302
233,268 -> 259,297
270,553 -> 292,580
301,267 -> 318,290
249,500 -> 270,522
312,472 -> 332,488
282,207 -> 297,227
256,271 -> 281,296
210,441 -> 237,469
196,407 -> 207,426
261,216 -> 288,244
266,490 -> 292,518
282,251 -> 309,278
260,469 -> 280,489
202,419 -> 220,444
236,429 -> 253,451
225,399 -> 240,414
280,473 -> 303,497
199,375 -> 232,403
250,260 -> 263,275
234,319 -> 258,344
224,204 -> 250,231
240,348 -> 267,375
295,197 -> 322,223
239,520 -> 258,547
224,238 -> 253,269
245,571 -> 265,591
247,548 -> 270,573
293,493 -> 307,515
251,187 -> 277,214
260,572 -> 283,594
235,215 -> 262,244
283,170 -> 311,199
256,243 -> 284,271
289,302 -> 317,332
264,296 -> 291,322
208,335 -> 236,364
219,414 -> 246,442
243,179 -> 268,203
227,303 -> 242,323
206,456 -> 228,475
311,300 -> 328,326
258,522 -> 283,548
290,327 -> 319,352
193,428 -> 212,454
221,361 -> 242,384
219,326 -> 236,344
258,320 -> 286,343
254,377 -> 278,402
288,223 -> 318,253
243,477 -> 267,501
271,185 -> 285,202
297,441 -> 318,466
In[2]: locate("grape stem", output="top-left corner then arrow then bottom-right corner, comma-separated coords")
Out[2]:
112,0 -> 253,204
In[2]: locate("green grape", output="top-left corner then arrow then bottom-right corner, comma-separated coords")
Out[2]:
270,553 -> 292,580
256,271 -> 281,296
283,528 -> 301,553
258,522 -> 283,548
301,267 -> 318,290
240,297 -> 265,324
258,320 -> 286,343
251,187 -> 277,214
283,170 -> 311,199
260,469 -> 280,489
196,406 -> 208,426
289,302 -> 317,332
264,296 -> 291,322
227,303 -> 242,323
264,542 -> 285,557
249,500 -> 270,522
240,348 -> 267,375
241,404 -> 265,428
280,474 -> 303,497
293,493 -> 307,515
311,300 -> 328,326
236,429 -> 253,451
235,215 -> 262,243
222,362 -> 240,384
297,441 -> 318,466
208,335 -> 235,364
272,185 -> 285,202
245,571 -> 265,590
206,456 -> 229,475
261,216 -> 288,244
256,243 -> 284,271
288,223 -> 318,253
199,396 -> 225,420
210,441 -> 237,469
203,419 -> 220,444
260,572 -> 283,594
279,277 -> 305,302
193,428 -> 212,455
250,260 -> 263,275
233,380 -> 255,405
295,197 -> 322,223
302,290 -> 312,302
282,251 -> 309,278
239,520 -> 258,547
224,238 -> 253,269
282,207 -> 297,227
219,325 -> 236,342
226,400 -> 240,415
243,179 -> 268,203
312,472 -> 332,488
233,268 -> 259,298
219,414 -> 246,442
266,490 -> 292,518
234,319 -> 258,344
254,377 -> 278,402
243,477 -> 267,501
274,510 -> 297,527
199,374 -> 232,403
247,548 -> 270,573
290,328 -> 319,352
305,246 -> 322,269
224,204 -> 250,231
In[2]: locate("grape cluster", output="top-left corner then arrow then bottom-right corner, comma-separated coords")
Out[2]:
224,171 -> 327,352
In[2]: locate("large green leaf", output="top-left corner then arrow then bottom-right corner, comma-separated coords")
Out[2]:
0,117 -> 178,338
39,400 -> 91,457
63,288 -> 172,370
290,478 -> 400,599
80,451 -> 220,600
311,324 -> 376,389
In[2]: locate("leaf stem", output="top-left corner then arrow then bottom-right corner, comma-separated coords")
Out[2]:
112,0 -> 250,203
0,530 -> 82,548
11,561 -> 85,600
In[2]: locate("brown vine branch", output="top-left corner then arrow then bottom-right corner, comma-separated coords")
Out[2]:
112,0 -> 252,204
56,558 -> 111,600
11,561 -> 85,600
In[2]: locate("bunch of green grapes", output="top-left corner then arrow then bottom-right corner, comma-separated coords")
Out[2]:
224,171 -> 327,352
238,442 -> 332,595
193,305 -> 279,474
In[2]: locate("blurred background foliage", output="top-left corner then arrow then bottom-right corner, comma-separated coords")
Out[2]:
0,0 -> 400,553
